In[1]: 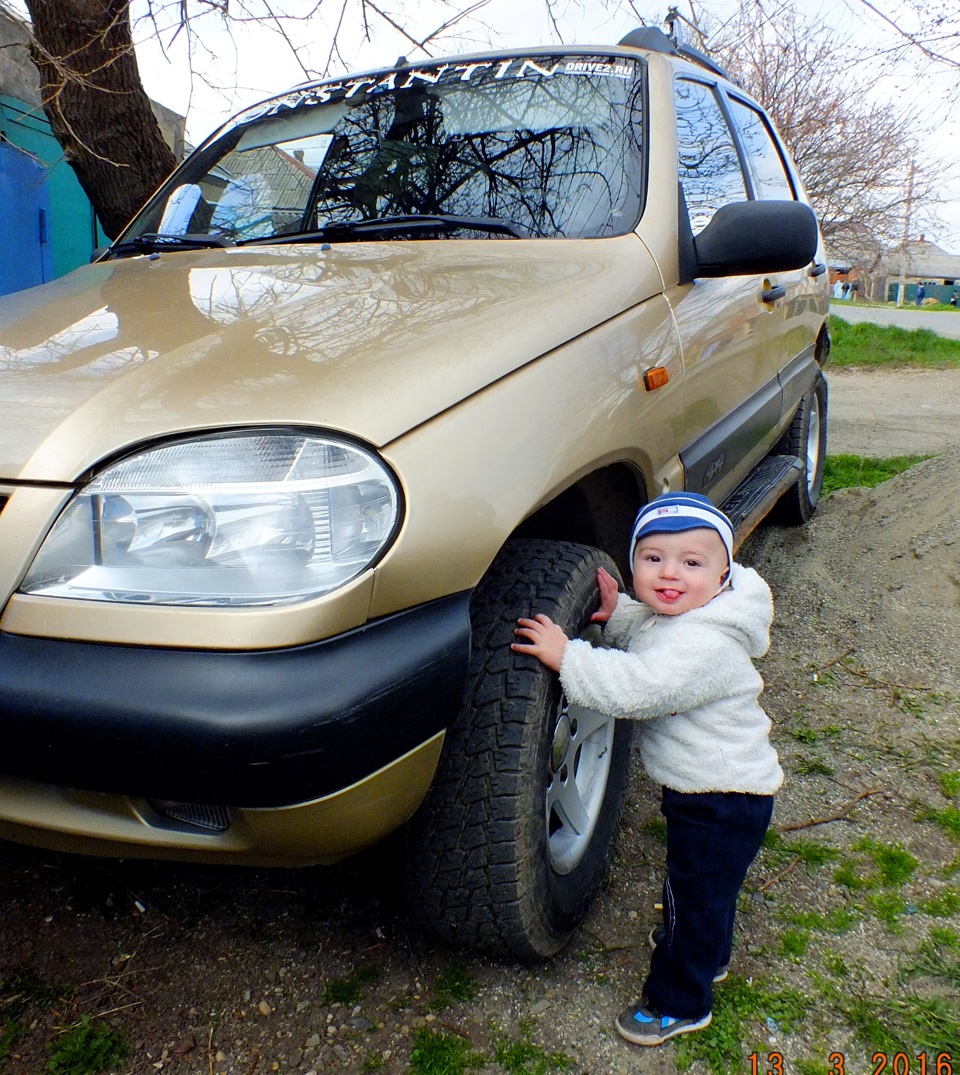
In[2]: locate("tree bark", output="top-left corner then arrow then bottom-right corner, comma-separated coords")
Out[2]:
24,0 -> 177,238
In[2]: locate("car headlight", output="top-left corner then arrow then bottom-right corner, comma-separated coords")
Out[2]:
20,431 -> 400,606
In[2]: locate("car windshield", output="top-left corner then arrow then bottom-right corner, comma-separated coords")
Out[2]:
120,54 -> 645,247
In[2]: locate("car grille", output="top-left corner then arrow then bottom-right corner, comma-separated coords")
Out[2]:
148,799 -> 232,833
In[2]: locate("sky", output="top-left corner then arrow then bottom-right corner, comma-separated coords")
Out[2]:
131,0 -> 960,253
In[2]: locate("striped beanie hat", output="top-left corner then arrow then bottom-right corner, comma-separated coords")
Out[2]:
629,492 -> 734,570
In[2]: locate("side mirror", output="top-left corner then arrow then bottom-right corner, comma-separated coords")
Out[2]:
693,201 -> 819,278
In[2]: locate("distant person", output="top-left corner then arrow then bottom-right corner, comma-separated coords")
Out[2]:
950,291 -> 958,307
841,280 -> 850,300
513,493 -> 781,1047
833,279 -> 843,300
916,284 -> 926,307
850,280 -> 859,302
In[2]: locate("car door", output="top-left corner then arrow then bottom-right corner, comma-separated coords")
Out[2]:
723,94 -> 826,423
664,77 -> 789,504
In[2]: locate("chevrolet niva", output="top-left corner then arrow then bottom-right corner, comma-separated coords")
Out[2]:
0,25 -> 830,958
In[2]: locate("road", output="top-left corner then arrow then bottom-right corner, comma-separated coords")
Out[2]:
826,367 -> 960,456
831,303 -> 960,339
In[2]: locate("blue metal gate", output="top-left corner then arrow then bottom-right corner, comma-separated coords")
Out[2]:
0,139 -> 52,296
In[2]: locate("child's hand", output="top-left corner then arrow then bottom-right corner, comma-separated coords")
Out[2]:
512,614 -> 569,672
589,567 -> 621,624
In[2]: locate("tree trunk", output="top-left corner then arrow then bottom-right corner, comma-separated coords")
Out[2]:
24,0 -> 177,238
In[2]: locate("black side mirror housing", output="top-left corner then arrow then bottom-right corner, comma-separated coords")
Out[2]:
693,200 -> 819,278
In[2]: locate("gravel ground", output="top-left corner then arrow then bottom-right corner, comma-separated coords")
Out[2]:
2,374 -> 959,1075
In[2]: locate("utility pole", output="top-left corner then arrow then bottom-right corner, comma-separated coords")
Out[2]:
896,163 -> 915,308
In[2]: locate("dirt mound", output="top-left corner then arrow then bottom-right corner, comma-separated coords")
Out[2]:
745,446 -> 960,692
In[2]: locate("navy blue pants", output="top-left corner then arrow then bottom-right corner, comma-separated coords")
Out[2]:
644,787 -> 774,1019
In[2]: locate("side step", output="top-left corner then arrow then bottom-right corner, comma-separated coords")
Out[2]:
721,455 -> 802,551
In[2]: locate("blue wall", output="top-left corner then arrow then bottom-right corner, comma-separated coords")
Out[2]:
1,93 -> 105,293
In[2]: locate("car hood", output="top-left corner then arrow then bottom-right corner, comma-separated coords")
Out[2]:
0,237 -> 659,482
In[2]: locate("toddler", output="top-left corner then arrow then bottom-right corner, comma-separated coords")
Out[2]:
512,491 -> 782,1046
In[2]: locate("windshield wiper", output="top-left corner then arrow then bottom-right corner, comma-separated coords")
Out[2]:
108,233 -> 235,257
253,214 -> 527,245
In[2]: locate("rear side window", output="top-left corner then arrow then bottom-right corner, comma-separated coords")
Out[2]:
726,98 -> 796,200
674,79 -> 748,235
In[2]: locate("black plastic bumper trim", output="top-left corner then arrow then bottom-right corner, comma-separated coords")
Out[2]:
0,593 -> 471,808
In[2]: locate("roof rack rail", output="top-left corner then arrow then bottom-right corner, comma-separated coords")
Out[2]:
617,24 -> 733,82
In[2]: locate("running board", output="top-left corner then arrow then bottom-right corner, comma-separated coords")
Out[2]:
721,455 -> 803,551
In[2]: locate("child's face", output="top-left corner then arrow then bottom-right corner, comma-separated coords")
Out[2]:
632,528 -> 729,616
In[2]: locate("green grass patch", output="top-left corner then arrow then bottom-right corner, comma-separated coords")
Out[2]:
918,805 -> 960,842
429,964 -> 479,1010
829,314 -> 960,368
408,1028 -> 485,1074
674,977 -> 810,1074
320,967 -> 380,1007
47,1016 -> 129,1075
492,1032 -> 571,1074
901,931 -> 960,987
856,838 -> 919,885
823,453 -> 933,494
939,771 -> 960,799
918,888 -> 960,917
846,994 -> 960,1053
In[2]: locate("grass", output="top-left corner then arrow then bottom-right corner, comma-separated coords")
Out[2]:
829,314 -> 960,368
46,1016 -> 129,1075
822,453 -> 934,494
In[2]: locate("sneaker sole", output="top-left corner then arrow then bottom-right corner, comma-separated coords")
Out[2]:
615,1008 -> 713,1046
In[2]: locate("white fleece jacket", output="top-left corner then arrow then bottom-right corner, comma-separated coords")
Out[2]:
559,562 -> 783,795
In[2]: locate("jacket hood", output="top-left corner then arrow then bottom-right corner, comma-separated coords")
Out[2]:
685,562 -> 773,659
0,236 -> 659,483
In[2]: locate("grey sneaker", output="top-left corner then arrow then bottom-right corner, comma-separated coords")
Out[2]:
647,926 -> 729,983
616,1001 -> 712,1046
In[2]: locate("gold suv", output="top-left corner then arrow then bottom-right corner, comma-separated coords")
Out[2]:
0,27 -> 829,958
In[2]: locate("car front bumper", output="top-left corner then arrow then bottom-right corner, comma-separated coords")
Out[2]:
0,592 -> 470,865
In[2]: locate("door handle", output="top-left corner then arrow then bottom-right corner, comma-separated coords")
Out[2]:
761,285 -> 786,303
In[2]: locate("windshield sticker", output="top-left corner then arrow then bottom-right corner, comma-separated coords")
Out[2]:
236,55 -> 637,124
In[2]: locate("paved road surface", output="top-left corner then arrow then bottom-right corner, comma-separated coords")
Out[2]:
826,367 -> 960,456
831,303 -> 960,340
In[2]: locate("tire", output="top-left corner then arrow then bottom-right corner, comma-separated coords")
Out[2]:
773,372 -> 828,525
404,539 -> 635,959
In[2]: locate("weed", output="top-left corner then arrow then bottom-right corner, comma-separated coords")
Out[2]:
855,838 -> 919,885
320,967 -> 380,1007
920,805 -> 960,842
408,1028 -> 485,1074
786,840 -> 839,869
792,727 -> 820,744
0,966 -> 69,1020
866,891 -> 907,931
492,1033 -> 571,1074
794,756 -> 835,777
674,977 -> 810,1074
833,860 -> 866,890
645,817 -> 667,844
847,995 -> 960,1053
430,964 -> 479,1010
939,771 -> 960,799
901,933 -> 960,987
779,928 -> 809,961
47,1015 -> 129,1075
362,1051 -> 385,1071
918,888 -> 960,917
823,951 -> 850,977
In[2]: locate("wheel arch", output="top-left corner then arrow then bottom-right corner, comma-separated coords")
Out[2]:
509,461 -> 648,580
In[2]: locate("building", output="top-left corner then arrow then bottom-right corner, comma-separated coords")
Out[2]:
868,235 -> 960,305
0,8 -> 185,296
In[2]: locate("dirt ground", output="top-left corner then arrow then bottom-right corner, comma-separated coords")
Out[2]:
2,372 -> 959,1075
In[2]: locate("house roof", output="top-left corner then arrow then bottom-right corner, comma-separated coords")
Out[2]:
873,239 -> 960,279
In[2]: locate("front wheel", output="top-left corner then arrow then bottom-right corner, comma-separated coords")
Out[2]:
773,373 -> 828,524
403,539 -> 634,959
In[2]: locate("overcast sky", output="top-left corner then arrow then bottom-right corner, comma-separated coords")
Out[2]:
131,0 -> 960,252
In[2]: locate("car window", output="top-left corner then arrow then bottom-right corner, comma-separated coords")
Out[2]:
123,56 -> 647,244
674,78 -> 748,235
726,98 -> 796,200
